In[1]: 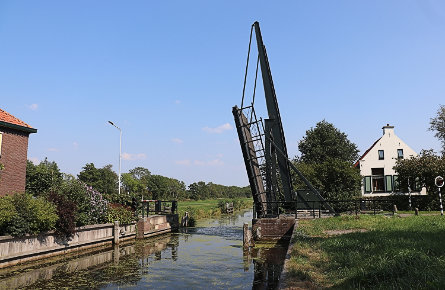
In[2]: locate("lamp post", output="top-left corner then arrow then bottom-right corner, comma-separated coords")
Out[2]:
108,121 -> 122,195
435,176 -> 444,216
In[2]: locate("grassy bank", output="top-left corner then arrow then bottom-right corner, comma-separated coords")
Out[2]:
177,198 -> 252,221
287,215 -> 445,289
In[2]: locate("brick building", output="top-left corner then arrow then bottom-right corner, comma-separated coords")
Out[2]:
0,109 -> 37,196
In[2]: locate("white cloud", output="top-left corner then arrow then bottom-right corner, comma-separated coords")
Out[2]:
175,159 -> 191,165
27,104 -> 38,111
207,159 -> 224,166
193,160 -> 206,166
73,142 -> 79,149
202,123 -> 233,134
193,159 -> 224,166
122,152 -> 147,161
48,148 -> 59,152
171,138 -> 184,144
176,155 -> 224,167
28,157 -> 39,165
175,100 -> 181,105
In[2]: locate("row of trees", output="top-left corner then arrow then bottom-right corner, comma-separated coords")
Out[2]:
26,161 -> 251,204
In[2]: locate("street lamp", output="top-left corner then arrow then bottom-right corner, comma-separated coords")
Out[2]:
108,121 -> 122,195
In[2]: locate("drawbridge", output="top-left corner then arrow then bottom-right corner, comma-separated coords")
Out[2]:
233,22 -> 335,218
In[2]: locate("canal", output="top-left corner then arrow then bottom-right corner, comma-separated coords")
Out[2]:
0,209 -> 287,289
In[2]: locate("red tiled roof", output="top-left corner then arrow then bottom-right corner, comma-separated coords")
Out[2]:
354,137 -> 381,168
0,108 -> 36,132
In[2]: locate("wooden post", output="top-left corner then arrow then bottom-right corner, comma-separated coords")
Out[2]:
113,221 -> 120,245
415,207 -> 419,216
243,223 -> 251,249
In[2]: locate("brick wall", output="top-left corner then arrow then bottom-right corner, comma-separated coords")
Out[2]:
0,127 -> 30,196
252,217 -> 296,240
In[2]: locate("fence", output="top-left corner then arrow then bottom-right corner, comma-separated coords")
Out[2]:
139,200 -> 177,218
253,199 -> 396,219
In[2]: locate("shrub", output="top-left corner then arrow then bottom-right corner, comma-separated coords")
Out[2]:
0,193 -> 58,237
83,185 -> 108,224
55,179 -> 108,226
0,196 -> 17,234
48,192 -> 77,238
107,204 -> 135,225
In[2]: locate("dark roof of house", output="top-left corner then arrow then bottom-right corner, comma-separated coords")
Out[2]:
354,137 -> 381,168
0,108 -> 37,133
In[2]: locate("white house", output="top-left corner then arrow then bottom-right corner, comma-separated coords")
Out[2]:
354,124 -> 426,196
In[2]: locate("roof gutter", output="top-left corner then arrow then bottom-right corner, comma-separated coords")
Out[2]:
0,121 -> 37,134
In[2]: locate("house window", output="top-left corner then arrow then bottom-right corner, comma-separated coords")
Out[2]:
393,175 -> 400,192
397,149 -> 404,159
378,150 -> 384,160
385,175 -> 393,192
364,176 -> 372,193
371,168 -> 385,192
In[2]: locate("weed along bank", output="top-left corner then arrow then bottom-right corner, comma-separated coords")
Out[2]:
0,200 -> 179,268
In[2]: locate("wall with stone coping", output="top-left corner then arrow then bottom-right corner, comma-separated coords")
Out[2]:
0,222 -> 136,268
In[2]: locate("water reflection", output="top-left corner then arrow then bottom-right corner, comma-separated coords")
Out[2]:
249,245 -> 288,289
0,209 -> 288,289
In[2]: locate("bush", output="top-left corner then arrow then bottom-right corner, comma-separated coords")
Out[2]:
0,196 -> 17,234
55,179 -> 108,226
107,204 -> 135,225
0,194 -> 58,237
48,192 -> 77,238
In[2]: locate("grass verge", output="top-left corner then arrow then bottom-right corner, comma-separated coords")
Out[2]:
288,215 -> 445,289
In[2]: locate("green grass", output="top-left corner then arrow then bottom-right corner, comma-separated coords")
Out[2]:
288,215 -> 445,289
177,198 -> 252,220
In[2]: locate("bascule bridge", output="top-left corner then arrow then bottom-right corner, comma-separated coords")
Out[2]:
233,22 -> 335,225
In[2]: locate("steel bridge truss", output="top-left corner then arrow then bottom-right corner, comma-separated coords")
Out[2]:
233,22 -> 335,218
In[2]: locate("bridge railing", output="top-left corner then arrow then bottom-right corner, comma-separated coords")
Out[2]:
253,199 -> 395,219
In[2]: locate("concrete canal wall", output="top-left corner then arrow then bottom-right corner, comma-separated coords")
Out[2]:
137,214 -> 179,238
0,214 -> 178,268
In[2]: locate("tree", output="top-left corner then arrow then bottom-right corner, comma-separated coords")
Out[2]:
292,158 -> 362,201
293,121 -> 362,201
188,181 -> 209,200
429,105 -> 445,155
129,167 -> 151,180
26,158 -> 63,197
393,149 -> 445,203
78,163 -> 118,201
121,166 -> 152,197
298,120 -> 359,164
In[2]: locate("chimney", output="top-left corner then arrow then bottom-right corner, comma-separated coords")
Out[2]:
382,124 -> 394,136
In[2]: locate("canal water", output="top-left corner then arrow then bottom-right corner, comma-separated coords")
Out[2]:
0,209 -> 287,289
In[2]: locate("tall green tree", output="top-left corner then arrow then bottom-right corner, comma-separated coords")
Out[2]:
293,120 -> 361,200
429,105 -> 445,155
26,158 -> 62,197
298,120 -> 359,164
78,163 -> 118,201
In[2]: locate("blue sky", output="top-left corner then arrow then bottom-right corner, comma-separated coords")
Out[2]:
1,1 -> 444,187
